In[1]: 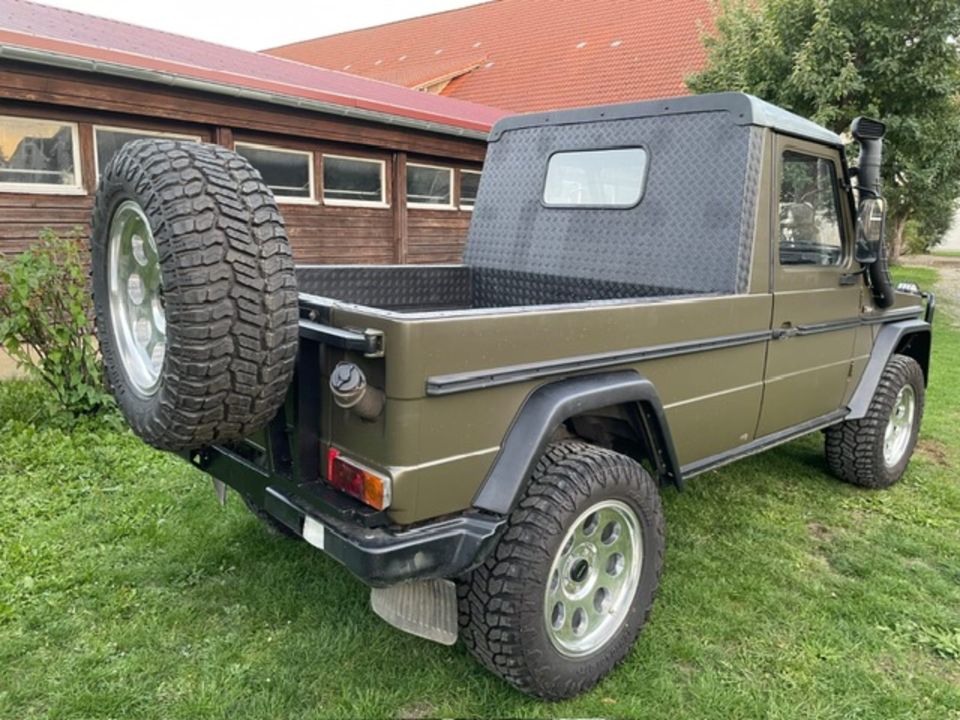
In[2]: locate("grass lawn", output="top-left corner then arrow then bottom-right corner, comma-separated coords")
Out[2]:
1,265 -> 958,719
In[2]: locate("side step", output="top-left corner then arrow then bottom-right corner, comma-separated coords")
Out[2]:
370,579 -> 459,645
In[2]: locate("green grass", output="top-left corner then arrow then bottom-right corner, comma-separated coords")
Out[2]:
2,274 -> 959,719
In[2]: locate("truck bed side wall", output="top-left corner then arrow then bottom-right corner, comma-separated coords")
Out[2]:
329,293 -> 771,524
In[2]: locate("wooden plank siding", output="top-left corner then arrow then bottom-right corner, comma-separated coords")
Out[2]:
0,193 -> 93,255
407,210 -> 473,264
0,61 -> 484,265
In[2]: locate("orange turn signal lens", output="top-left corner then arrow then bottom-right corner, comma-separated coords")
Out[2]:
326,448 -> 391,510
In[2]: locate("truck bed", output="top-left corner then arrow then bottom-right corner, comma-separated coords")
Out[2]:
296,264 -> 701,314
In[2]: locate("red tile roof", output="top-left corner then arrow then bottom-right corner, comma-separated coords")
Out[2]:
0,0 -> 508,136
266,0 -> 714,113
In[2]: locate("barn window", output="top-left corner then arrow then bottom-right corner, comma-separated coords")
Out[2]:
407,163 -> 453,208
0,115 -> 82,194
322,155 -> 387,207
460,170 -> 481,210
94,126 -> 200,179
236,142 -> 315,202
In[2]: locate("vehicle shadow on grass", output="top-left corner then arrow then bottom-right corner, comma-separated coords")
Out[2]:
135,494 -> 531,718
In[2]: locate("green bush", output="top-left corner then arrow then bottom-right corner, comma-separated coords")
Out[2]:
0,228 -> 112,415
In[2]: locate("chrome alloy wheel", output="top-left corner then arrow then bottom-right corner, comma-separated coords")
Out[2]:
884,385 -> 916,467
544,499 -> 643,658
107,200 -> 166,397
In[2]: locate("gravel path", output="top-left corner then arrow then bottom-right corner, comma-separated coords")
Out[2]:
900,255 -> 960,326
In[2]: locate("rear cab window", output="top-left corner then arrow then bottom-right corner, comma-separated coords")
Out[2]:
543,147 -> 648,207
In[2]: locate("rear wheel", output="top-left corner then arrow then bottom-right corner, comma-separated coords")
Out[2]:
825,354 -> 924,488
457,441 -> 665,700
91,139 -> 299,451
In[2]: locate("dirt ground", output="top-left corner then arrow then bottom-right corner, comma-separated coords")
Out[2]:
0,350 -> 21,379
901,254 -> 960,325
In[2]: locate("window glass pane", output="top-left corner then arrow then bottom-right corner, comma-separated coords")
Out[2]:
96,128 -> 196,177
323,155 -> 383,203
407,164 -> 452,206
237,144 -> 312,199
779,151 -> 843,266
460,171 -> 480,207
0,116 -> 78,188
543,148 -> 647,207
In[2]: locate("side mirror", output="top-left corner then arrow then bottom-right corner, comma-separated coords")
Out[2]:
855,196 -> 886,264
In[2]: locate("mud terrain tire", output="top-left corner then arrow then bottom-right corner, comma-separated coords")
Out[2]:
91,139 -> 299,451
825,354 -> 924,489
457,441 -> 665,700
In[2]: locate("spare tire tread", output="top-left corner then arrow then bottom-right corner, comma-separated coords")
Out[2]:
92,140 -> 299,450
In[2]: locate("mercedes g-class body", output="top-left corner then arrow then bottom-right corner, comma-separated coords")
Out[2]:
90,93 -> 934,699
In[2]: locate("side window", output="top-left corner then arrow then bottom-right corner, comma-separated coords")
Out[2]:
459,170 -> 481,210
779,151 -> 844,266
95,127 -> 200,180
0,115 -> 82,193
322,155 -> 386,207
407,163 -> 453,208
236,143 -> 314,202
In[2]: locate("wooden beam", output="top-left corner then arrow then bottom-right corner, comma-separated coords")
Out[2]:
393,151 -> 408,264
213,126 -> 234,148
77,122 -> 96,194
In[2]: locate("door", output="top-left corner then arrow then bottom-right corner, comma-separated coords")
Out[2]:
756,136 -> 862,436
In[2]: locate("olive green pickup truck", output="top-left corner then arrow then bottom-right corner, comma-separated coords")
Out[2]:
90,92 -> 934,699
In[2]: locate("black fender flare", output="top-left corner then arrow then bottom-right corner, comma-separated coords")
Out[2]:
847,319 -> 931,419
471,370 -> 682,516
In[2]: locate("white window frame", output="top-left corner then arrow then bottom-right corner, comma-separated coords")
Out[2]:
235,141 -> 316,205
321,153 -> 388,208
407,162 -> 455,210
0,115 -> 84,195
93,125 -> 202,182
459,169 -> 481,211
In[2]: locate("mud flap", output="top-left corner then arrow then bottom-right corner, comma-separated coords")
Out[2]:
370,579 -> 458,645
211,478 -> 228,506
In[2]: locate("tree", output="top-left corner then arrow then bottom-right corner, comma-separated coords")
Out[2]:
688,0 -> 960,258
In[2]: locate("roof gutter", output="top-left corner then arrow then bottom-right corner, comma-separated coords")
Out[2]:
0,43 -> 491,141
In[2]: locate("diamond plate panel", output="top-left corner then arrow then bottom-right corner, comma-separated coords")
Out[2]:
464,112 -> 760,295
296,265 -> 472,309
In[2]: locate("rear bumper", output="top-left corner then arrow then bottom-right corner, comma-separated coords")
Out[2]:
191,444 -> 503,587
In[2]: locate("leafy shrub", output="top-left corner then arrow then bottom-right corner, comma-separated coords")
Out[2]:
0,228 -> 112,415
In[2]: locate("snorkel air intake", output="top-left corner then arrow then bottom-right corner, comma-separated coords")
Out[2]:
852,117 -> 895,309
852,117 -> 885,197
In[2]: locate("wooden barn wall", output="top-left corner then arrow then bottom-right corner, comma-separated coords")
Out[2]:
0,61 -> 484,264
283,205 -> 396,265
407,210 -> 473,264
0,192 -> 93,255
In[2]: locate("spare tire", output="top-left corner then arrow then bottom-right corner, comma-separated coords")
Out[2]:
91,139 -> 299,451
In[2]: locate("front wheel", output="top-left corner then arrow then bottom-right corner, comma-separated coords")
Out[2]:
825,354 -> 925,489
457,441 -> 665,700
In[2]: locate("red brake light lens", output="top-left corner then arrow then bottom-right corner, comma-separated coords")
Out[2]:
326,448 -> 391,510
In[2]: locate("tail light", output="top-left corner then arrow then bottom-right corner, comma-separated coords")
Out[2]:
326,448 -> 392,510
